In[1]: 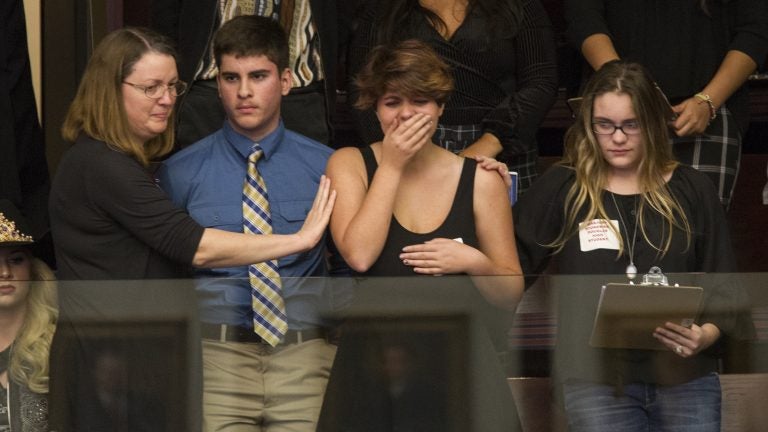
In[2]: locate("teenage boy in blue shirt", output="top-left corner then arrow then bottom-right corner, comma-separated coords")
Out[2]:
158,15 -> 345,431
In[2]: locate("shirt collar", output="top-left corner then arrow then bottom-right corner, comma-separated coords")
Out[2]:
222,120 -> 286,161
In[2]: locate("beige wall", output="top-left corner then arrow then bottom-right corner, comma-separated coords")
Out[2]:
24,0 -> 41,120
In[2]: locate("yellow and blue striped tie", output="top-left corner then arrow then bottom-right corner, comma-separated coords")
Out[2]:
243,144 -> 287,346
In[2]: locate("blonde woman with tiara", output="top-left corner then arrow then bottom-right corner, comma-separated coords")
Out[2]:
0,199 -> 57,432
513,61 -> 754,432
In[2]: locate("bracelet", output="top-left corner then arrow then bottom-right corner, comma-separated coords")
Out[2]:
694,93 -> 717,121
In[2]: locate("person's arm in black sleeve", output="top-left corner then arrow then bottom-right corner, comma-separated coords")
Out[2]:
346,4 -> 384,146
513,166 -> 572,288
671,0 -> 768,136
689,170 -> 756,350
729,0 -> 768,68
482,0 -> 558,163
564,0 -> 619,70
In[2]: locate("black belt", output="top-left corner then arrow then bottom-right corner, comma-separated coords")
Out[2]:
200,323 -> 326,345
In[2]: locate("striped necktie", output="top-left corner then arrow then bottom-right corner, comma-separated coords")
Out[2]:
243,144 -> 287,346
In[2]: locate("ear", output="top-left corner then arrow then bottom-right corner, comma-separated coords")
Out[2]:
216,75 -> 222,98
280,68 -> 292,96
438,103 -> 445,118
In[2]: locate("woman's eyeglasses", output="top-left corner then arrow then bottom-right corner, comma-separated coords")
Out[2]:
591,121 -> 642,136
123,81 -> 188,99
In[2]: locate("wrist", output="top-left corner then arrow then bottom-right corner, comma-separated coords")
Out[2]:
700,323 -> 722,349
292,232 -> 313,253
375,161 -> 406,178
693,93 -> 717,121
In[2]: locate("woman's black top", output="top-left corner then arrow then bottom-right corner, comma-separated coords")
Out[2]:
358,145 -> 478,277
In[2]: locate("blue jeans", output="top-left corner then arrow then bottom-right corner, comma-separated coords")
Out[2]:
563,373 -> 721,432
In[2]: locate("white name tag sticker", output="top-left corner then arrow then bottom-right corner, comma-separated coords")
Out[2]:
579,219 -> 620,251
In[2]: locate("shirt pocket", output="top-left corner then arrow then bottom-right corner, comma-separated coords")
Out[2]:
273,200 -> 315,266
189,204 -> 243,233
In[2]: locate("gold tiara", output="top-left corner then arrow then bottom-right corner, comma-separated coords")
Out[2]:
0,211 -> 34,244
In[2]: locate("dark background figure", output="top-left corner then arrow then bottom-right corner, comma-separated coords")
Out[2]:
0,0 -> 53,267
565,0 -> 768,208
346,0 -> 558,194
151,0 -> 339,149
322,334 -> 449,432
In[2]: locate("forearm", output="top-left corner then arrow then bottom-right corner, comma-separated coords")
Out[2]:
470,268 -> 524,311
460,133 -> 503,159
699,50 -> 757,109
581,33 -> 620,70
192,228 -> 311,268
700,323 -> 722,350
468,170 -> 524,310
671,51 -> 758,135
335,165 -> 402,272
460,237 -> 524,311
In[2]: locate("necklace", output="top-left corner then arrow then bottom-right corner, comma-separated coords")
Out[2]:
610,192 -> 639,279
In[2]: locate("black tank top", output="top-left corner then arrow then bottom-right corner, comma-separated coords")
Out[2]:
359,146 -> 478,276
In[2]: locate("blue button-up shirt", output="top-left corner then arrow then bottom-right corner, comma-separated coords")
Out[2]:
158,121 -> 345,329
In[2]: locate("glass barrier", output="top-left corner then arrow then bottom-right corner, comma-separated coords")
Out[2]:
40,273 -> 768,431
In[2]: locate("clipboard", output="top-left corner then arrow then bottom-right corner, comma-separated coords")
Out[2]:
589,282 -> 703,350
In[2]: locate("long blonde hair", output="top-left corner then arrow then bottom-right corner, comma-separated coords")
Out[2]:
61,27 -> 177,167
9,256 -> 57,394
552,61 -> 691,257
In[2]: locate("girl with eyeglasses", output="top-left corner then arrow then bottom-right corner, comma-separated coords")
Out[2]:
513,60 -> 754,432
565,0 -> 768,209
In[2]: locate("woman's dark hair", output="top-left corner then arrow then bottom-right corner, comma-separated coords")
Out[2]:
374,0 -> 523,45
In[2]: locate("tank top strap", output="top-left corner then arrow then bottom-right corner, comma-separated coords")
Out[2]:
453,157 -> 477,209
359,146 -> 378,185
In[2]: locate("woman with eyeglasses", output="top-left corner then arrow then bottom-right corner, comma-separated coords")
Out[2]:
50,27 -> 334,281
48,27 -> 335,431
513,61 -> 754,432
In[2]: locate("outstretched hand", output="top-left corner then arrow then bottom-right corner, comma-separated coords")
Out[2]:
296,175 -> 336,250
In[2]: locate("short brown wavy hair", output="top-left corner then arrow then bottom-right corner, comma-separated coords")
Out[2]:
354,39 -> 453,110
